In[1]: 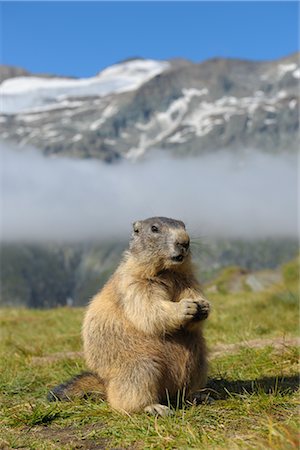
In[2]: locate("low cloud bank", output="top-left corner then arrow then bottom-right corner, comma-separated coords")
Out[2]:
0,144 -> 298,242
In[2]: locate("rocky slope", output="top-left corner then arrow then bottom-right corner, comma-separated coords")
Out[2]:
0,54 -> 299,161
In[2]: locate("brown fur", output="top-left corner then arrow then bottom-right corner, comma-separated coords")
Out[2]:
48,217 -> 210,415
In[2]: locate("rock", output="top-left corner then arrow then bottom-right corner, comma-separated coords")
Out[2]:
245,270 -> 283,292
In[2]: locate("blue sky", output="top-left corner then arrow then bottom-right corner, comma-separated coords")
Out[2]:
1,1 -> 299,78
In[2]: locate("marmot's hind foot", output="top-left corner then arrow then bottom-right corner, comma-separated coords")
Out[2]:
144,404 -> 173,417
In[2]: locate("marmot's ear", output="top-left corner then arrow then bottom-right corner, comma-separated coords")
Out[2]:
132,221 -> 141,234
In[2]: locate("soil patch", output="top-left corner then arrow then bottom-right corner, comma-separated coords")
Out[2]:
28,424 -> 107,449
210,336 -> 300,359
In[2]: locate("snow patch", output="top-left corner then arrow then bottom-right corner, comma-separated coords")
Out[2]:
182,88 -> 208,97
278,63 -> 297,77
264,119 -> 277,125
0,59 -> 169,114
16,112 -> 47,123
44,130 -> 59,138
71,134 -> 82,143
13,99 -> 85,115
104,139 -> 116,145
89,104 -> 118,130
277,90 -> 287,99
263,105 -> 276,113
289,99 -> 297,110
167,130 -> 190,144
293,68 -> 300,79
255,90 -> 264,97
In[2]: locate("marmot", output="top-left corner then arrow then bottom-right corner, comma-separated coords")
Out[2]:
48,217 -> 211,416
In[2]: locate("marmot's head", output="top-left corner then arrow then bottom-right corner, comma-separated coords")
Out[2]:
129,217 -> 191,271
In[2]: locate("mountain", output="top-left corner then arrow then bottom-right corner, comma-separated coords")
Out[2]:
0,54 -> 299,161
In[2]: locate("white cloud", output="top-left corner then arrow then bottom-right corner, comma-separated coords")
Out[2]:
0,144 -> 298,242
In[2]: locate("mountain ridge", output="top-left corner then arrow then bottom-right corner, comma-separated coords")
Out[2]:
0,53 -> 299,161
1,51 -> 298,80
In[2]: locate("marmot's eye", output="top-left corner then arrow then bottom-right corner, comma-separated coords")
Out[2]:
151,225 -> 159,233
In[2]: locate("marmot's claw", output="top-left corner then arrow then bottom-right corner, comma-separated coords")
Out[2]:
194,301 -> 210,321
144,404 -> 173,416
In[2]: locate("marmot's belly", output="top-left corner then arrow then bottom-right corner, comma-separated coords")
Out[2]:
162,336 -> 202,393
85,328 -> 202,393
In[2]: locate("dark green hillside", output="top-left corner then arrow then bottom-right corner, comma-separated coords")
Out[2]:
0,242 -> 125,307
0,239 -> 298,308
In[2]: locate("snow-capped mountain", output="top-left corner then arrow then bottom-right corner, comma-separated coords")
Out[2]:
0,54 -> 299,161
0,59 -> 170,114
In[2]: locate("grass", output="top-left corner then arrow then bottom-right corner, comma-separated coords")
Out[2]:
0,258 -> 299,449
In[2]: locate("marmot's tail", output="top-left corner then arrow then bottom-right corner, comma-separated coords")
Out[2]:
47,371 -> 106,402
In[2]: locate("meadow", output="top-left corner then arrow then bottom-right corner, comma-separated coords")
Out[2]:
0,257 -> 299,449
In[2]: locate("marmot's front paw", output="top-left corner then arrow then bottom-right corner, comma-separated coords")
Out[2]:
176,298 -> 210,324
176,299 -> 202,324
193,299 -> 210,321
176,298 -> 198,323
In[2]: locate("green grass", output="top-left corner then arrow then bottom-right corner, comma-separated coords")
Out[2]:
0,259 -> 299,449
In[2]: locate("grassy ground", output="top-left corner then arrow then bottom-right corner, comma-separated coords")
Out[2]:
0,258 -> 299,449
